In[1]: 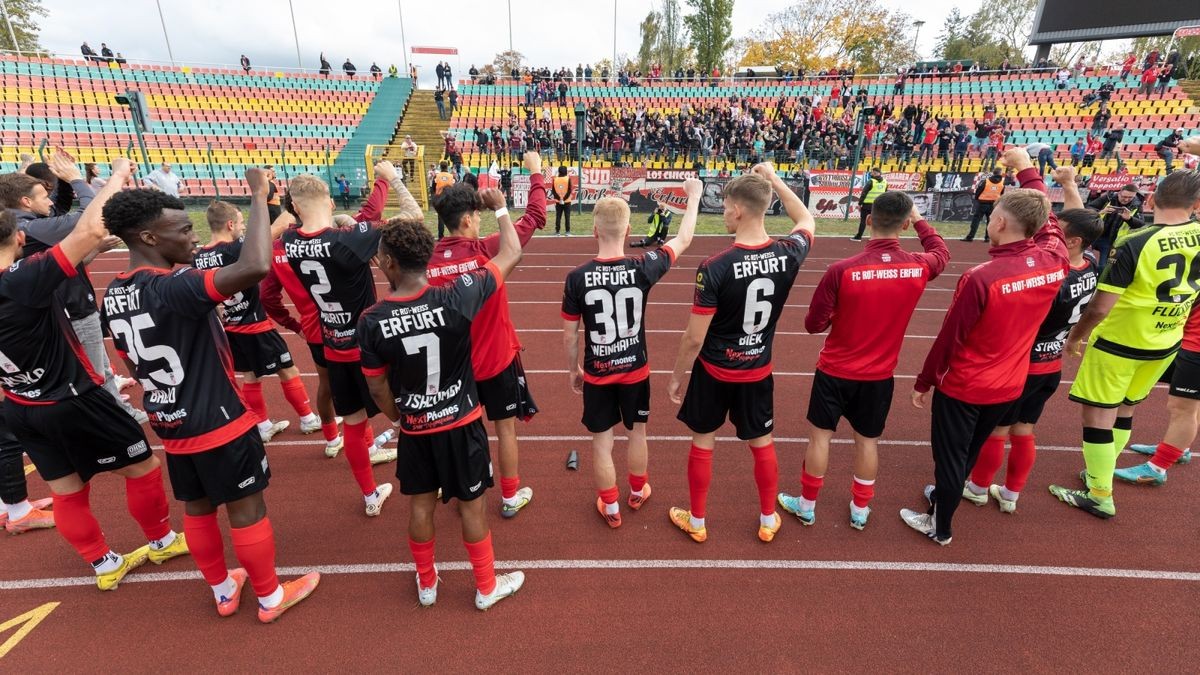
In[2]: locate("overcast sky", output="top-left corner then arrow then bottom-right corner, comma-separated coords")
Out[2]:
39,0 -> 984,84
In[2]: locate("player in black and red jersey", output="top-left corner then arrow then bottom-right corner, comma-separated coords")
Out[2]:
776,192 -> 949,531
102,169 -> 318,622
195,200 -> 320,443
666,163 -> 816,544
429,151 -> 546,519
280,162 -> 415,516
359,188 -> 525,610
963,165 -> 1101,513
561,180 -> 700,528
0,158 -> 188,590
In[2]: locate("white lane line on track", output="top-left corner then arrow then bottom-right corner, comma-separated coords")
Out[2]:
3,558 -> 1197,591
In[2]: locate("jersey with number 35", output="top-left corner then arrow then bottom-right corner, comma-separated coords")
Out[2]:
358,262 -> 500,434
692,232 -> 812,382
561,248 -> 674,384
102,267 -> 256,454
281,222 -> 381,362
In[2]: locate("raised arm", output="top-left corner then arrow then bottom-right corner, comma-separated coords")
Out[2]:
483,151 -> 547,257
752,162 -> 813,237
57,159 -> 132,265
911,204 -> 950,280
663,178 -> 702,259
212,168 -> 271,296
1052,165 -> 1084,210
377,161 -> 421,221
479,188 -> 521,279
353,173 -> 391,224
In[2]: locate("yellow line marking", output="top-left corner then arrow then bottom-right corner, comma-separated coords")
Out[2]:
0,602 -> 59,659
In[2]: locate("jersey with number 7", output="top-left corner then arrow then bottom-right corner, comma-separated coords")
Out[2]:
1093,219 -> 1200,359
692,231 -> 812,382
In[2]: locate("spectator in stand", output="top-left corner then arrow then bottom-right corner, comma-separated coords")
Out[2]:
469,65 -> 479,82
388,64 -> 398,78
1029,142 -> 1057,176
319,53 -> 332,76
343,58 -> 356,78
1144,49 -> 1160,69
85,163 -> 105,191
434,87 -> 446,120
142,163 -> 182,197
1156,62 -> 1175,95
1119,53 -> 1136,81
444,63 -> 454,86
240,54 -> 251,73
114,53 -> 126,67
971,119 -> 991,157
1091,103 -> 1111,134
962,168 -> 1006,242
1156,128 -> 1184,174
1101,123 -> 1126,172
1139,64 -> 1158,96
1082,133 -> 1102,169
81,41 -> 98,62
264,166 -> 282,223
335,174 -> 351,209
436,62 -> 446,88
448,88 -> 458,116
1069,137 -> 1086,166
1080,81 -> 1114,108
1054,67 -> 1070,89
410,64 -> 418,80
401,134 -> 418,178
370,63 -> 382,80
1086,184 -> 1144,268
950,128 -> 969,171
100,43 -> 114,63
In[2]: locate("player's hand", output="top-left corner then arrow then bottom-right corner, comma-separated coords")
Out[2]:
523,151 -> 542,175
374,160 -> 398,183
668,374 -> 686,404
683,177 -> 703,200
110,156 -> 133,179
1179,136 -> 1200,156
96,235 -> 122,253
1066,335 -> 1086,358
333,214 -> 357,227
569,367 -> 584,395
479,188 -> 506,211
911,389 -> 930,409
1000,147 -> 1032,172
48,150 -> 83,182
244,167 -> 269,196
909,204 -> 923,225
750,163 -> 776,181
1051,165 -> 1077,186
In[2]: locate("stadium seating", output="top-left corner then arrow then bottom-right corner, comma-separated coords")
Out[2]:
447,72 -> 1197,176
0,55 -> 412,196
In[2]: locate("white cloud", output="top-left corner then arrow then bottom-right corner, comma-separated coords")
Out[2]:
38,0 -> 986,85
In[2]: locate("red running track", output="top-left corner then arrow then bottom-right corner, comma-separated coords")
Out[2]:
1,235 -> 1197,670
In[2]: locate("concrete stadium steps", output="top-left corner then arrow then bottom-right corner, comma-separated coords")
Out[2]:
327,77 -> 413,191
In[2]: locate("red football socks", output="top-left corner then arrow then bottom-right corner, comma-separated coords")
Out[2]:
628,472 -> 647,493
280,377 -> 314,417
52,483 -> 109,562
800,467 -> 824,501
1005,434 -> 1038,492
321,420 -> 340,443
751,443 -> 778,516
687,445 -> 714,518
970,435 -> 1008,488
342,420 -> 377,496
851,476 -> 875,508
241,381 -> 268,422
183,512 -> 228,586
499,476 -> 520,501
464,532 -> 497,595
409,537 -> 437,589
124,466 -> 171,542
598,485 -> 619,505
230,517 -> 279,598
1151,442 -> 1185,471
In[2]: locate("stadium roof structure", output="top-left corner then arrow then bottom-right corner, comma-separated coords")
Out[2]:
1028,0 -> 1200,45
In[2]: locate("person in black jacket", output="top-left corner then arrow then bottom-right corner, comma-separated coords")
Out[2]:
1156,128 -> 1184,174
1085,185 -> 1144,268
342,59 -> 356,78
631,202 -> 672,247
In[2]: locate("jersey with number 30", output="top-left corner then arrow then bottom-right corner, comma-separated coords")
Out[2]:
561,248 -> 674,384
281,222 -> 381,362
102,267 -> 256,454
692,232 -> 812,382
358,262 -> 500,434
1094,220 -> 1200,360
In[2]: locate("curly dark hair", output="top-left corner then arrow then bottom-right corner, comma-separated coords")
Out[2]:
432,183 -> 481,233
102,189 -> 186,240
380,219 -> 434,273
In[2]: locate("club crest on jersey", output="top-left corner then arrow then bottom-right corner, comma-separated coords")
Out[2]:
1026,256 -> 1035,267
881,253 -> 891,262
444,250 -> 453,258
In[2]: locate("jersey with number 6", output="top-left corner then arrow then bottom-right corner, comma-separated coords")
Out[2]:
1093,220 -> 1200,360
1028,251 -> 1099,374
692,232 -> 812,382
281,221 -> 381,362
102,267 -> 256,454
561,248 -> 674,384
358,262 -> 500,434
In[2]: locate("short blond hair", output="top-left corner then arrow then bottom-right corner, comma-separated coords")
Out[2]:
995,188 -> 1050,238
723,174 -> 771,215
287,174 -> 330,210
205,200 -> 240,231
592,197 -> 630,239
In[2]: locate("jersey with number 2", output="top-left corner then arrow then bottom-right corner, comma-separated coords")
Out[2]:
692,232 -> 812,382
